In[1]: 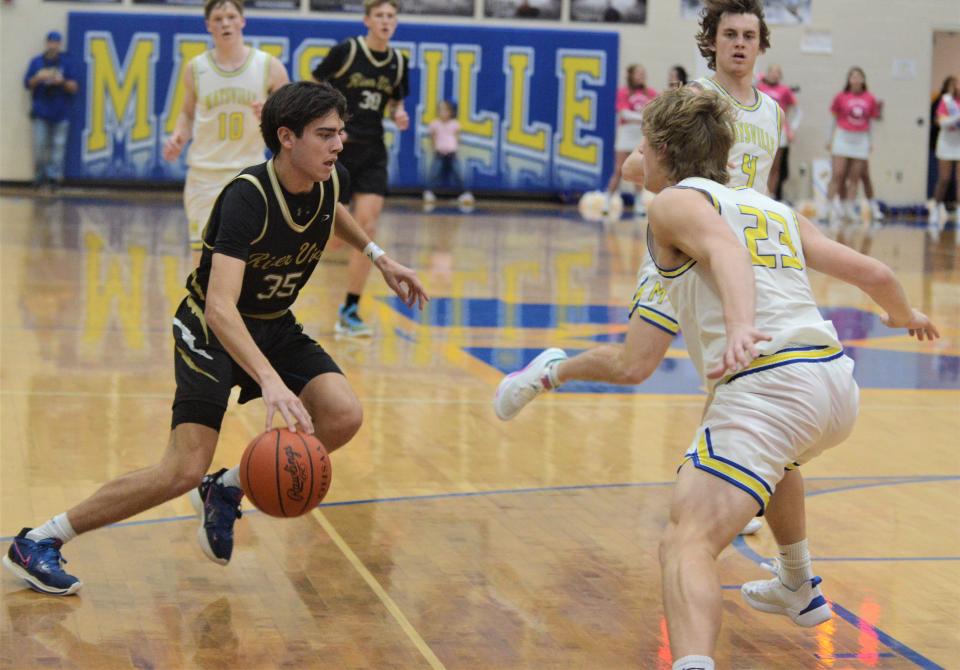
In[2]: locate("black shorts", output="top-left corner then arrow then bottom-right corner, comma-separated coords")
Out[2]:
171,297 -> 342,431
339,138 -> 388,198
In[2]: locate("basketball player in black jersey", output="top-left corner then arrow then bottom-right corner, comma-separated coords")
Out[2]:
3,81 -> 428,596
313,0 -> 410,337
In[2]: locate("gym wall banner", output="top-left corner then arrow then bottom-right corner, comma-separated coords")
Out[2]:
65,12 -> 618,192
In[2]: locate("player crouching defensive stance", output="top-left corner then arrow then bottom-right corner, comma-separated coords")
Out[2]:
3,81 -> 428,596
499,87 -> 937,669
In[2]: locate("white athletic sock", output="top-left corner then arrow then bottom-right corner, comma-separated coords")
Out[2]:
27,513 -> 77,544
778,539 -> 814,590
673,655 -> 714,670
218,467 -> 242,490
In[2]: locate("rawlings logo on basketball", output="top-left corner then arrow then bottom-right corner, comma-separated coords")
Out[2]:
283,445 -> 307,501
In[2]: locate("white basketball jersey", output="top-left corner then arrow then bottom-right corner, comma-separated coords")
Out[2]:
187,48 -> 272,171
694,77 -> 783,195
654,177 -> 841,389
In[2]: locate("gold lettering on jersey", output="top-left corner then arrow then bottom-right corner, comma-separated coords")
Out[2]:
248,252 -> 293,270
203,87 -> 258,110
734,121 -> 777,158
346,72 -> 394,94
295,242 -> 324,265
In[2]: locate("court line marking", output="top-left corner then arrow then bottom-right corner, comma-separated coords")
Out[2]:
2,476 -> 954,668
312,509 -> 448,670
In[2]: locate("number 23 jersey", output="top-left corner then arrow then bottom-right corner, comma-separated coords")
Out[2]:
650,178 -> 841,389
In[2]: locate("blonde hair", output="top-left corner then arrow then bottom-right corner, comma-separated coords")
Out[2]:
641,87 -> 735,184
364,0 -> 399,14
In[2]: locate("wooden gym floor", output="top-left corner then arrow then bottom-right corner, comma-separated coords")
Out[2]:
1,188 -> 958,669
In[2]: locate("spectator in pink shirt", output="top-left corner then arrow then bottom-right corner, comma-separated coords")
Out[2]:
929,75 -> 960,226
606,64 -> 658,215
826,67 -> 884,224
757,64 -> 801,202
423,100 -> 473,209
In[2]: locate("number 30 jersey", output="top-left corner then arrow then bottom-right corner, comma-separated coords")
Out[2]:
651,178 -> 842,389
693,78 -> 783,195
187,48 -> 272,171
313,36 -> 409,141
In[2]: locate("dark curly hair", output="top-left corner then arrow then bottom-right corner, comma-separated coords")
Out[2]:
260,81 -> 348,155
696,0 -> 771,72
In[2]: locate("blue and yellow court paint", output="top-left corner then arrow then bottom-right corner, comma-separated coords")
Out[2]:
1,191 -> 957,668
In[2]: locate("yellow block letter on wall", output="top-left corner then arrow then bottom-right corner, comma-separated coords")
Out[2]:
556,50 -> 605,170
85,32 -> 158,159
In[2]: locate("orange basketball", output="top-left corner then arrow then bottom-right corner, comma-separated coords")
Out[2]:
239,428 -> 332,518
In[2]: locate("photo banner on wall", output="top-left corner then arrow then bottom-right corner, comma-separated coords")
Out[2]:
484,0 -> 561,20
572,0 -> 646,24
311,0 -> 474,15
65,12 -> 617,192
133,0 -> 298,8
681,0 -> 811,24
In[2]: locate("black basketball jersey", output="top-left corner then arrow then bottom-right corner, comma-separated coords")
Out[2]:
313,36 -> 410,141
186,160 -> 348,318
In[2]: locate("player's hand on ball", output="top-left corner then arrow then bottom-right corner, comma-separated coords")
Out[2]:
881,309 -> 940,341
260,376 -> 315,434
707,325 -> 772,379
375,256 -> 429,309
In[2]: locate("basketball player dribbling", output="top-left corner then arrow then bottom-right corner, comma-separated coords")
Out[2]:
163,0 -> 289,262
495,0 -> 783,536
4,82 -> 428,596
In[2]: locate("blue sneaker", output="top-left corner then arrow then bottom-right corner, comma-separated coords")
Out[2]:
189,468 -> 243,565
3,528 -> 82,595
335,303 -> 373,337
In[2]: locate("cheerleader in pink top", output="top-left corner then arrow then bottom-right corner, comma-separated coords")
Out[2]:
827,67 -> 883,223
929,75 -> 960,224
606,64 -> 658,213
757,64 -> 801,202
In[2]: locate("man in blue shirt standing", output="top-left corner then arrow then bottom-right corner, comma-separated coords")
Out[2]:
23,31 -> 78,189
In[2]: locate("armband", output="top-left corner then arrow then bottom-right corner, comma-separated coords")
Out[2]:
363,241 -> 385,263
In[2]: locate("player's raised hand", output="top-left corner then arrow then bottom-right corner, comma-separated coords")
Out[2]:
162,133 -> 187,162
375,256 -> 429,309
881,309 -> 940,342
260,376 -> 315,434
707,325 -> 772,380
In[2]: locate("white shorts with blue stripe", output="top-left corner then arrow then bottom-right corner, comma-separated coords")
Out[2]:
682,353 -> 859,515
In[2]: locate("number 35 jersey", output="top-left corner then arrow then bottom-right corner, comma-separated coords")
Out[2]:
652,177 -> 842,389
186,159 -> 349,318
187,48 -> 272,171
694,78 -> 783,195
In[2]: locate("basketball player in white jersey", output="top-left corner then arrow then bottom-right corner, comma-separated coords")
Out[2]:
163,0 -> 289,259
647,87 -> 935,669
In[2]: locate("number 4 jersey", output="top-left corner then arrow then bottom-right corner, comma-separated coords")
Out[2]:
646,178 -> 842,390
187,48 -> 273,171
694,77 -> 783,195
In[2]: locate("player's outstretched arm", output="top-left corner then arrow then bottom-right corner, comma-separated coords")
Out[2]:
205,253 -> 315,433
333,203 -> 428,309
162,62 -> 197,162
648,189 -> 771,378
796,214 -> 939,341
